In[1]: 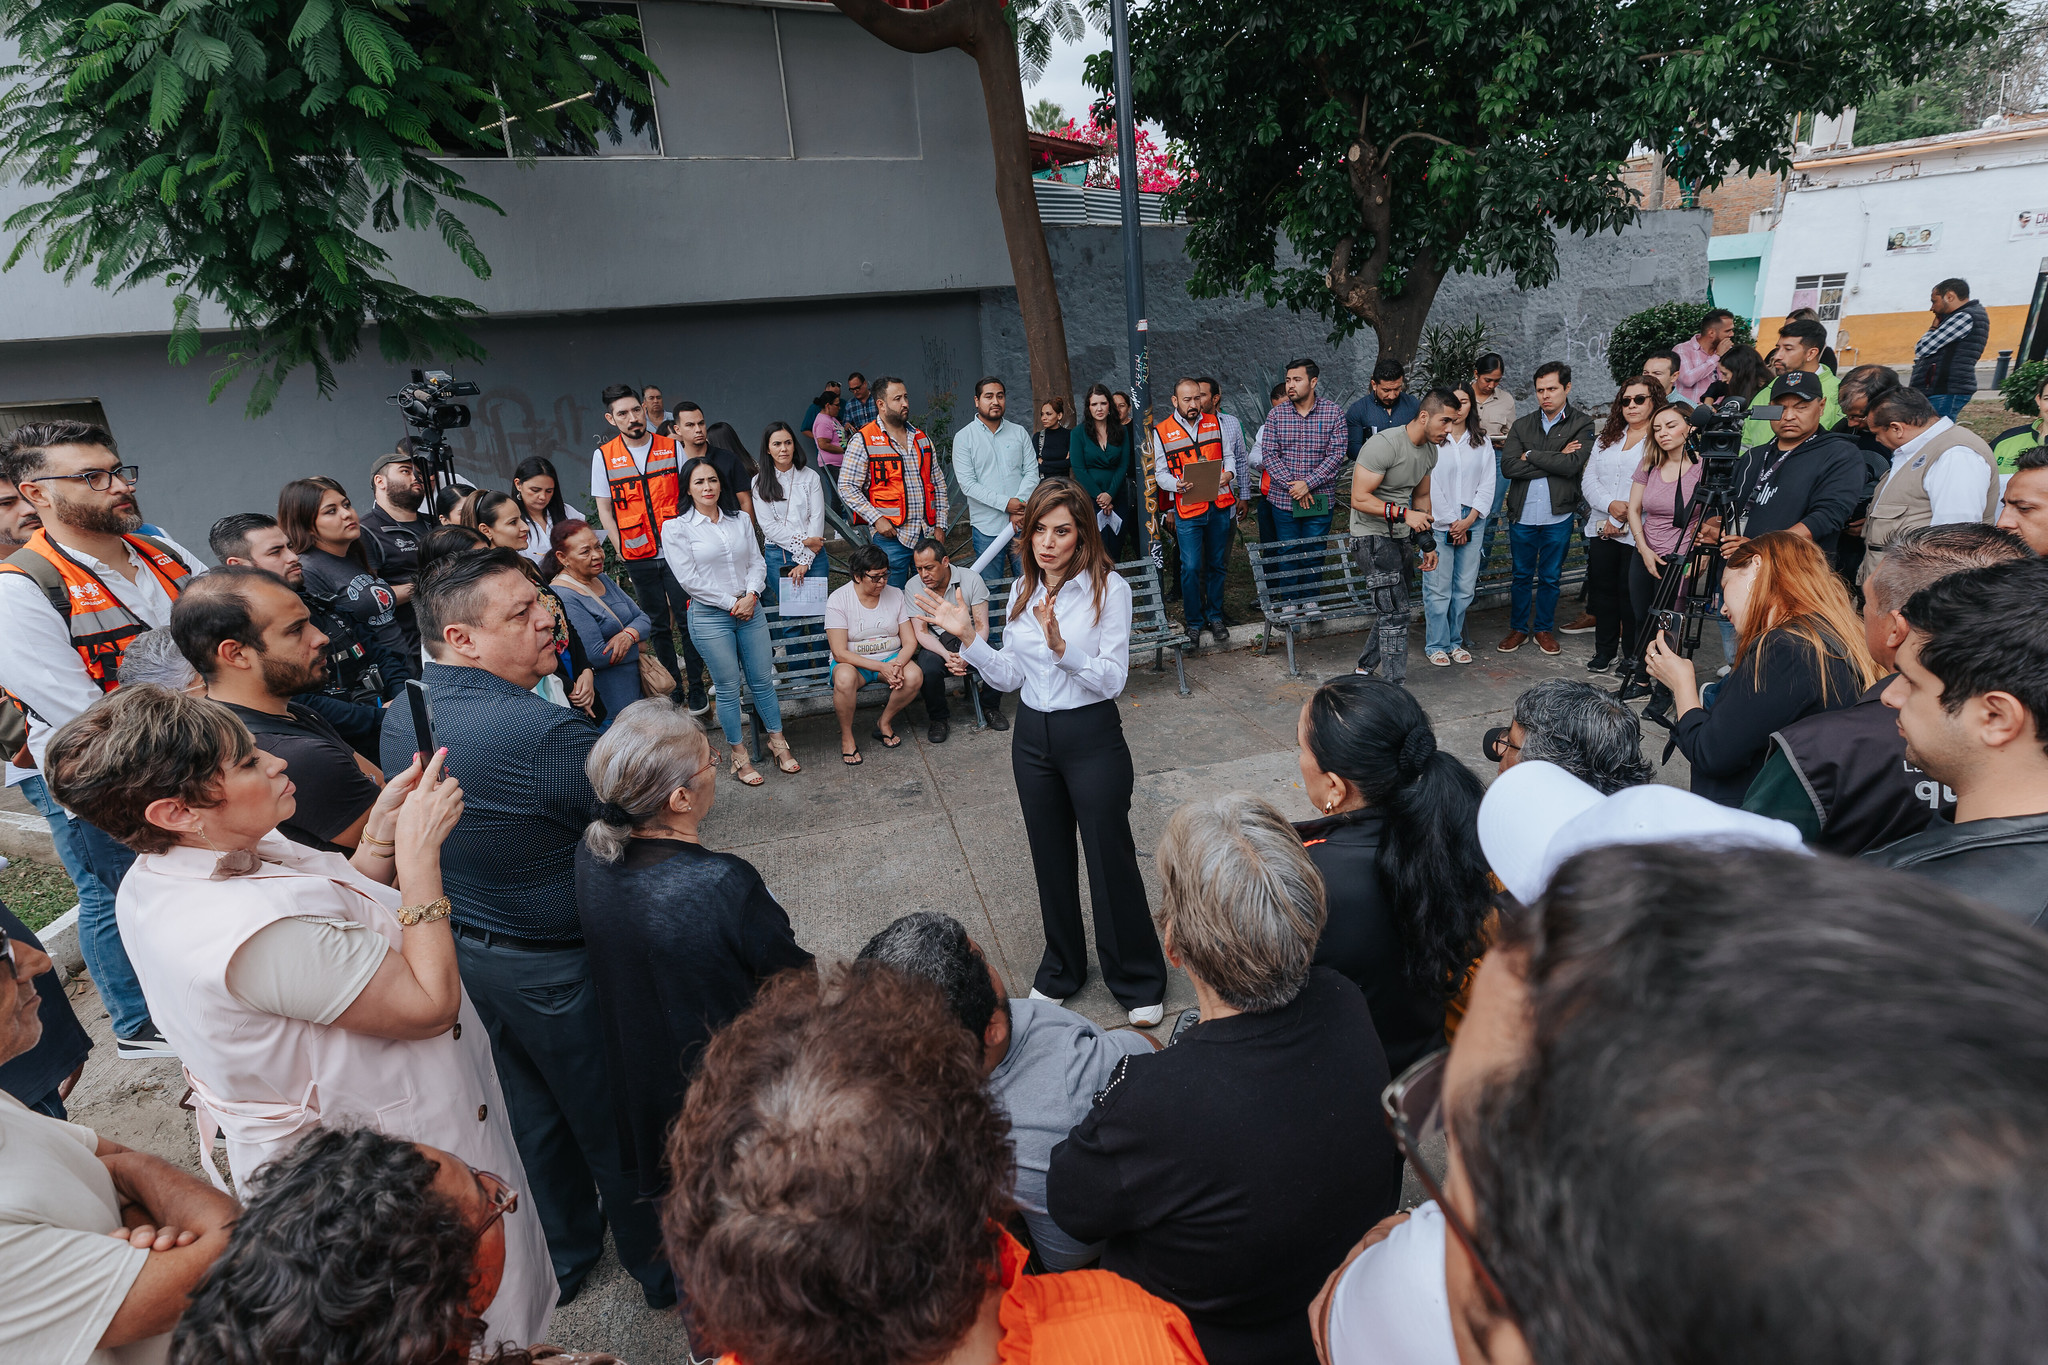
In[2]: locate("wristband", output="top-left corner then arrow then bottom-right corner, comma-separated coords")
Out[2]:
1384,503 -> 1406,528
358,831 -> 394,850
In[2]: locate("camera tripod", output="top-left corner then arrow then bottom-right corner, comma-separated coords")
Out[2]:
1611,459 -> 1742,730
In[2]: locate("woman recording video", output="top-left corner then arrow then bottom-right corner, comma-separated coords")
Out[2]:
1643,530 -> 1878,806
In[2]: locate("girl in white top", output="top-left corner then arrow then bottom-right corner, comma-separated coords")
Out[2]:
47,686 -> 555,1353
1421,385 -> 1497,664
751,420 -> 827,595
511,456 -> 585,567
1581,375 -> 1662,669
918,478 -> 1168,1027
661,455 -> 798,782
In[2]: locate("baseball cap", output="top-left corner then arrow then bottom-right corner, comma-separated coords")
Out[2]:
370,444 -> 418,477
1768,370 -> 1826,404
1479,761 -> 1807,903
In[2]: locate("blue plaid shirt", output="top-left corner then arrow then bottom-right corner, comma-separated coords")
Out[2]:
380,662 -> 600,940
1259,396 -> 1349,496
841,391 -> 878,430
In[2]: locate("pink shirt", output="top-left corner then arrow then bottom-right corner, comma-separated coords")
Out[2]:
1673,337 -> 1722,404
812,412 -> 846,467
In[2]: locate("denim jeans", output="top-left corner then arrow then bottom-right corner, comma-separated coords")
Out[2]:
1477,456 -> 1511,576
1508,518 -> 1575,634
1269,509 -> 1334,602
22,776 -> 150,1037
1422,517 -> 1487,654
1173,504 -> 1233,629
872,533 -> 915,589
687,601 -> 783,746
970,525 -> 1021,578
1927,391 -> 1972,420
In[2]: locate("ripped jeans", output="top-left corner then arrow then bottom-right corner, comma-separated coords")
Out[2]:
1352,533 -> 1417,684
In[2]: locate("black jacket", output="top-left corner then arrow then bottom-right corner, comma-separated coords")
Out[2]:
1295,809 -> 1445,1075
1911,299 -> 1991,396
1866,811 -> 2048,927
1745,676 -> 1953,855
1499,405 -> 1596,522
1674,625 -> 1866,806
1733,431 -> 1868,559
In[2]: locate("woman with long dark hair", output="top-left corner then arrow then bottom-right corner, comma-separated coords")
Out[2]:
752,420 -> 824,604
1033,398 -> 1073,479
1072,383 -> 1135,559
509,456 -> 583,568
1293,675 -> 1492,1074
918,478 -> 1168,1025
1580,374 -> 1663,672
279,476 -> 415,680
1626,403 -> 1704,635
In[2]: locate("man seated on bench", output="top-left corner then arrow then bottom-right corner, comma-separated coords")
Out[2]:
826,542 -> 924,765
908,537 -> 1006,743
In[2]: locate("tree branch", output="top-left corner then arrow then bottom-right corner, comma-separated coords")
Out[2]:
1375,130 -> 1457,170
830,0 -> 980,55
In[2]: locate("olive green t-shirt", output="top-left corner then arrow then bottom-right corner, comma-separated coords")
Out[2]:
1349,427 -> 1440,538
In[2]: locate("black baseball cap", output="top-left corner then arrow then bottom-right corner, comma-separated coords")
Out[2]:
1768,371 -> 1826,404
370,449 -> 416,476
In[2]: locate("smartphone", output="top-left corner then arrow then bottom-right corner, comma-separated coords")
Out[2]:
404,679 -> 436,763
1168,1007 -> 1201,1045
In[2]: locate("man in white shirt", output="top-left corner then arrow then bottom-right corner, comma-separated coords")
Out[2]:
0,422 -> 198,1061
0,933 -> 237,1364
951,376 -> 1037,569
1860,386 -> 1999,582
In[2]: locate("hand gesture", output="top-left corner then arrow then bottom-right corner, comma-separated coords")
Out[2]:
1640,547 -> 1664,578
802,536 -> 825,553
1402,507 -> 1430,534
915,585 -> 974,642
367,752 -> 425,835
569,669 -> 597,713
1419,550 -> 1439,573
788,562 -> 807,587
1035,592 -> 1066,659
945,652 -> 969,677
395,748 -> 464,858
731,592 -> 756,622
1562,439 -> 1583,455
874,516 -> 898,537
603,629 -> 635,664
1096,492 -> 1113,510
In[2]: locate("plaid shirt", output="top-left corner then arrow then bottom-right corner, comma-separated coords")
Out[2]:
1258,396 -> 1348,495
1914,307 -> 1975,359
841,391 -> 878,430
838,421 -> 950,547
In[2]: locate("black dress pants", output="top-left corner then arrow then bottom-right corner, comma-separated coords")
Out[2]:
624,558 -> 706,694
1586,538 -> 1638,661
1013,699 -> 1167,1009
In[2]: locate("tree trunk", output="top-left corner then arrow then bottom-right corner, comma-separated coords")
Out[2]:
829,0 -> 1072,414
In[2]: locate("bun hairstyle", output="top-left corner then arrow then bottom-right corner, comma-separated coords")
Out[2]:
581,699 -> 712,863
1302,675 -> 1493,999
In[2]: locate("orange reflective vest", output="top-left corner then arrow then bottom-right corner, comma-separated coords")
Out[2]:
600,435 -> 681,560
0,529 -> 191,692
1156,411 -> 1234,519
857,419 -> 940,528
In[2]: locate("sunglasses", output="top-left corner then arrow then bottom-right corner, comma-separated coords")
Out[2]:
1622,394 -> 1653,407
1381,1049 -> 1513,1314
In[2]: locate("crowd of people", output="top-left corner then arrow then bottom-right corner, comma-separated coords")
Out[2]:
2,291 -> 2047,1365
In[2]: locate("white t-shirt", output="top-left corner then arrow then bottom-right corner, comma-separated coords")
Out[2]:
0,1093 -> 164,1365
225,915 -> 391,1025
1324,1200 -> 1457,1365
590,439 -> 654,503
825,583 -> 910,660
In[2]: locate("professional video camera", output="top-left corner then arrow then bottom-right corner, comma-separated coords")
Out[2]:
388,369 -> 480,496
1612,394 -> 1781,729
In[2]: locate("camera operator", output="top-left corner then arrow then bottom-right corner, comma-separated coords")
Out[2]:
209,513 -> 401,760
1857,386 -> 2000,584
1743,524 -> 2026,853
1720,371 -> 1869,567
1868,556 -> 2048,924
1643,530 -> 1879,806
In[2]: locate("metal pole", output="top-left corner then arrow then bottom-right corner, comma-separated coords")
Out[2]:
1110,0 -> 1152,558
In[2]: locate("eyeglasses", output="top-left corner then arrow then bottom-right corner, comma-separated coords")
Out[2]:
468,1165 -> 519,1238
1482,726 -> 1521,763
1,938 -> 15,976
1381,1049 -> 1514,1314
29,465 -> 139,493
856,570 -> 888,585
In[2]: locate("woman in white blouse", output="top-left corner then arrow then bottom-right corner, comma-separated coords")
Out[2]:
917,478 -> 1168,1027
1421,384 -> 1497,665
752,420 -> 826,603
1581,375 -> 1661,672
661,456 -> 798,783
511,456 -> 585,568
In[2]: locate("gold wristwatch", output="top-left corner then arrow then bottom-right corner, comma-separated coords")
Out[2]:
397,895 -> 453,927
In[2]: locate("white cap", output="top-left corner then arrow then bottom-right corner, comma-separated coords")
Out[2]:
1480,761 -> 1808,903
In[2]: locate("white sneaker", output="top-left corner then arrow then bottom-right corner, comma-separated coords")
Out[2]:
1717,664 -> 1732,678
1128,1004 -> 1165,1028
1028,987 -> 1066,1006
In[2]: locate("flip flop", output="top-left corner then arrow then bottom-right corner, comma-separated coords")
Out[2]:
871,726 -> 903,749
841,748 -> 864,765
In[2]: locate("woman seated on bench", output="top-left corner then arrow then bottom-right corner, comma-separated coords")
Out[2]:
825,543 -> 924,765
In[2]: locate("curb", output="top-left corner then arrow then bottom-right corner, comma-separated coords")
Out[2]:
0,807 -> 56,866
38,906 -> 84,978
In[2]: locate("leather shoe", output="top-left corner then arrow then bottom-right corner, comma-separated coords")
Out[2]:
1497,631 -> 1527,652
1559,613 -> 1597,634
927,718 -> 949,744
984,709 -> 1009,731
1535,631 -> 1562,654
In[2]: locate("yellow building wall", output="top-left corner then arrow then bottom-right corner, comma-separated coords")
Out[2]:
1753,305 -> 2031,371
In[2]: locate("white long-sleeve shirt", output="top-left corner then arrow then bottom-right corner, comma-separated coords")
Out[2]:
1429,433 -> 1497,531
960,571 -> 1132,712
0,530 -> 201,771
752,465 -> 826,567
660,506 -> 766,610
1880,418 -> 1995,525
1582,435 -> 1647,547
1152,427 -> 1240,495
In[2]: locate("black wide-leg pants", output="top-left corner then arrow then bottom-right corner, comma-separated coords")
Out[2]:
1012,698 -> 1167,1009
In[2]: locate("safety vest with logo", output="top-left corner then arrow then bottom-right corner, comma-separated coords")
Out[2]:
600,435 -> 681,561
0,529 -> 191,692
857,420 -> 940,528
1156,411 -> 1235,519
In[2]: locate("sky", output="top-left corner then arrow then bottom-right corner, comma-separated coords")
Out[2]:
1023,28 -> 1167,141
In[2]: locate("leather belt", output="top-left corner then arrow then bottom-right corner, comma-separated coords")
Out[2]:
452,923 -> 586,953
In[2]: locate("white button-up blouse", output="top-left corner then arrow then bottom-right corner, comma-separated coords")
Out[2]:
960,569 -> 1133,712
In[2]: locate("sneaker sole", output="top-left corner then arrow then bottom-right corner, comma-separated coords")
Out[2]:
116,1040 -> 179,1061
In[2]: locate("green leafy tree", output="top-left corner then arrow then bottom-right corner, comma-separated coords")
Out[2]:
1029,98 -> 1067,133
1855,1 -> 2048,145
0,0 -> 656,415
1103,0 -> 2002,368
1413,316 -> 1494,392
2003,359 -> 2048,418
1610,302 -> 1756,385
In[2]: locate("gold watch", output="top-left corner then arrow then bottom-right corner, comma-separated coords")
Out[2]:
397,895 -> 453,927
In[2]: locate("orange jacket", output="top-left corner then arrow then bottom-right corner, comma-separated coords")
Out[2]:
1156,412 -> 1235,519
599,434 -> 681,560
0,529 -> 190,692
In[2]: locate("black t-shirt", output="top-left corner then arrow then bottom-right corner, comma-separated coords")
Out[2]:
358,506 -> 434,655
223,700 -> 382,852
299,547 -> 412,670
1732,431 -> 1867,559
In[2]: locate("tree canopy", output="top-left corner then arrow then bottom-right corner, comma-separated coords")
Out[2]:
0,0 -> 656,414
1103,0 -> 2006,364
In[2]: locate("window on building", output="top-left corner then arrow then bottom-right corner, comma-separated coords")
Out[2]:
441,2 -> 661,159
1793,273 -> 1849,323
0,399 -> 111,444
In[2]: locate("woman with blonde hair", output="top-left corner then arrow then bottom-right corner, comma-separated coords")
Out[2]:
1644,530 -> 1879,805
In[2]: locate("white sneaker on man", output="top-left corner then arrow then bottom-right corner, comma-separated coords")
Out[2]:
1028,987 -> 1066,1006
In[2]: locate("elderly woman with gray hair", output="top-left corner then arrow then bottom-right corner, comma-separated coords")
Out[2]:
1046,793 -> 1403,1365
1485,677 -> 1653,794
573,698 -> 812,1214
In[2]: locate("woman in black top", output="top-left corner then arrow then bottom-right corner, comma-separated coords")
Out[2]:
575,699 -> 813,1212
1033,397 -> 1073,478
1292,675 -> 1493,1076
1646,530 -> 1878,805
278,477 -> 417,681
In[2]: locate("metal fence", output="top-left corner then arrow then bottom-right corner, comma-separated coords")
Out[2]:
1033,180 -> 1174,226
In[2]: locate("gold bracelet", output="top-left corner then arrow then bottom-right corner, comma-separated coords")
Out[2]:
397,895 -> 453,928
358,831 -> 395,849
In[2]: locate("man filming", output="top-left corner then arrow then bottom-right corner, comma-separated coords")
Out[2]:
1722,370 -> 1867,565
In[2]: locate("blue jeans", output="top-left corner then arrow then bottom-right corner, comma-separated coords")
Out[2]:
872,533 -> 915,590
1173,505 -> 1233,628
1477,459 -> 1511,576
21,776 -> 149,1037
970,525 -> 1021,578
1269,509 -> 1334,601
1927,391 -> 1972,419
1508,518 -> 1574,634
687,601 -> 783,746
1423,517 -> 1488,654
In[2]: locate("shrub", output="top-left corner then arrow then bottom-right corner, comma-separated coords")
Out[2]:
1415,317 -> 1496,392
1609,302 -> 1756,385
2002,359 -> 2048,418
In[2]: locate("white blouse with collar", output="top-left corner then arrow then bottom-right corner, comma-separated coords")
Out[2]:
661,505 -> 767,610
960,569 -> 1132,712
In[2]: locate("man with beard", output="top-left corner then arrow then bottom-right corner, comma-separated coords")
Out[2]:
170,567 -> 384,854
0,421 -> 198,1061
211,512 -> 407,760
359,442 -> 437,655
0,474 -> 40,552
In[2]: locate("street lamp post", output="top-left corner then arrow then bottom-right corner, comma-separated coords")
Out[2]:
1109,0 -> 1151,558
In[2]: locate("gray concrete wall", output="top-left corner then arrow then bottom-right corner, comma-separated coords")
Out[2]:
980,210 -> 1713,421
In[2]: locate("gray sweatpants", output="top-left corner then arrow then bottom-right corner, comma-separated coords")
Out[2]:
1353,534 -> 1416,683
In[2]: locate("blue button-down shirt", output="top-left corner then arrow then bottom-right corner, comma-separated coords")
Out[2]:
380,662 -> 600,940
841,391 -> 878,430
1345,391 -> 1421,458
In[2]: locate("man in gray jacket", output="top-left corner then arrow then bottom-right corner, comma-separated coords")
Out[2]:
1497,361 -> 1594,655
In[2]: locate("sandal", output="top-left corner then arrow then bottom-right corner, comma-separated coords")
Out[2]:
841,748 -> 864,765
1428,651 -> 1452,667
871,725 -> 903,749
729,748 -> 765,786
767,735 -> 801,774
1451,646 -> 1474,664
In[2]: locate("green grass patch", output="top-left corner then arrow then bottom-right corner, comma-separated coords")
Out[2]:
1,858 -> 80,935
